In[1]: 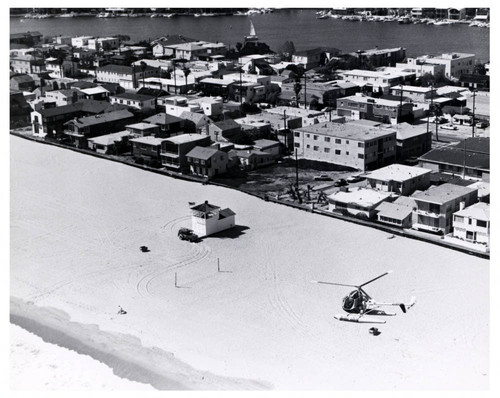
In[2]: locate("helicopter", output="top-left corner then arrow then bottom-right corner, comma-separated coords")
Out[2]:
312,271 -> 416,324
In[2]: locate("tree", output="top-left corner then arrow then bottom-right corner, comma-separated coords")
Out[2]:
293,81 -> 302,107
280,41 -> 296,61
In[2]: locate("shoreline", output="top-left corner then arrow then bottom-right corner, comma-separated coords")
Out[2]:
10,131 -> 489,259
10,296 -> 271,390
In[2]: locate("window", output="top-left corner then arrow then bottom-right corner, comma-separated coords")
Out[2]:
358,154 -> 364,159
468,218 -> 472,225
294,132 -> 300,137
313,135 -> 318,140
358,142 -> 364,148
477,220 -> 487,228
335,150 -> 341,155
324,148 -> 330,153
294,143 -> 300,148
313,146 -> 319,151
346,151 -> 349,155
346,140 -> 349,144
429,203 -> 440,213
335,139 -> 341,144
306,144 -> 310,149
324,137 -> 331,142
454,215 -> 464,223
306,134 -> 310,138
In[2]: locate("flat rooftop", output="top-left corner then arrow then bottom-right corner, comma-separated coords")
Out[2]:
328,187 -> 392,208
366,164 -> 431,182
297,121 -> 396,141
165,133 -> 208,145
412,183 -> 477,204
130,136 -> 166,146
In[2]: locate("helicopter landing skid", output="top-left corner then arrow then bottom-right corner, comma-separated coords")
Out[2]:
334,313 -> 386,324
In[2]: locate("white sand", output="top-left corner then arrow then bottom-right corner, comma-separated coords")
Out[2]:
10,323 -> 155,390
10,136 -> 489,389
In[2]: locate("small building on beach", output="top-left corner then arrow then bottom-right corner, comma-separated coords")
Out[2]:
190,201 -> 236,238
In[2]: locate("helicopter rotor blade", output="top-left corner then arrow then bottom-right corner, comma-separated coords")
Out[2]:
311,281 -> 359,288
359,271 -> 393,288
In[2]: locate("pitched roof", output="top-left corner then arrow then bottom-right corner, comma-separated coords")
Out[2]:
412,183 -> 477,204
111,92 -> 155,101
375,201 -> 413,220
186,146 -> 220,161
214,119 -> 240,130
190,201 -> 220,214
454,202 -> 489,221
179,111 -> 209,124
66,109 -> 134,128
143,112 -> 184,125
419,138 -> 490,171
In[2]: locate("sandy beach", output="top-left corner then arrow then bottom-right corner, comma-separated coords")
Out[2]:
10,135 -> 489,389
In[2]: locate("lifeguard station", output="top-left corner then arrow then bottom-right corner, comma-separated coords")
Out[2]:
190,201 -> 236,238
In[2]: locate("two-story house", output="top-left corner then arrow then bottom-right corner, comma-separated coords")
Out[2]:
452,202 -> 490,246
412,183 -> 478,235
160,133 -> 211,173
186,146 -> 229,178
366,164 -> 432,196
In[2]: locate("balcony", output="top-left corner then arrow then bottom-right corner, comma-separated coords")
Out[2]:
415,209 -> 441,218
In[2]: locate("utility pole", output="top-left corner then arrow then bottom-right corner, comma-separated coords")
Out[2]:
471,90 -> 476,138
295,148 -> 299,190
462,137 -> 467,179
304,74 -> 307,109
426,84 -> 433,135
239,69 -> 243,105
398,84 -> 403,124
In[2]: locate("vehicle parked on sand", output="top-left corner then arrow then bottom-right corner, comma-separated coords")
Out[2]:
178,227 -> 199,242
334,178 -> 348,187
476,121 -> 489,129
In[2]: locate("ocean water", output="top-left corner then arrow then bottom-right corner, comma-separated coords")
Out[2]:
10,9 -> 490,61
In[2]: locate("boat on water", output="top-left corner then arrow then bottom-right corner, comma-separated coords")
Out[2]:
96,12 -> 116,18
58,12 -> 76,18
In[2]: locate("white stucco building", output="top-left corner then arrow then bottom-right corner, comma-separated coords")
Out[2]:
190,201 -> 236,238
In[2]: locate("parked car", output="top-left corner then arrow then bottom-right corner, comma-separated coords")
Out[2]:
476,121 -> 489,129
430,116 -> 448,124
178,228 -> 199,242
314,174 -> 333,181
440,124 -> 458,131
334,178 -> 348,187
346,175 -> 365,183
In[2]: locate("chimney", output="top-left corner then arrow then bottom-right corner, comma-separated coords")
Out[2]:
459,201 -> 466,210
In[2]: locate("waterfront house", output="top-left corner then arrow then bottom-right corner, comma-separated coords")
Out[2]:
412,53 -> 475,79
208,119 -> 242,143
190,201 -> 236,238
235,112 -> 301,135
151,35 -> 197,58
109,92 -> 156,111
87,130 -> 133,154
349,47 -> 406,68
452,202 -> 490,246
64,109 -> 135,148
253,139 -> 282,158
228,149 -> 275,170
365,164 -> 432,196
293,121 -> 397,171
30,99 -> 114,139
130,136 -> 167,164
375,201 -> 414,229
125,122 -> 160,137
394,59 -> 446,79
88,37 -> 120,51
10,31 -> 43,47
71,36 -> 94,48
339,69 -> 416,93
143,112 -> 185,137
411,183 -> 478,235
418,137 -> 489,181
179,111 -> 211,134
186,146 -> 229,178
160,133 -> 212,173
292,47 -> 341,70
328,187 -> 392,219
